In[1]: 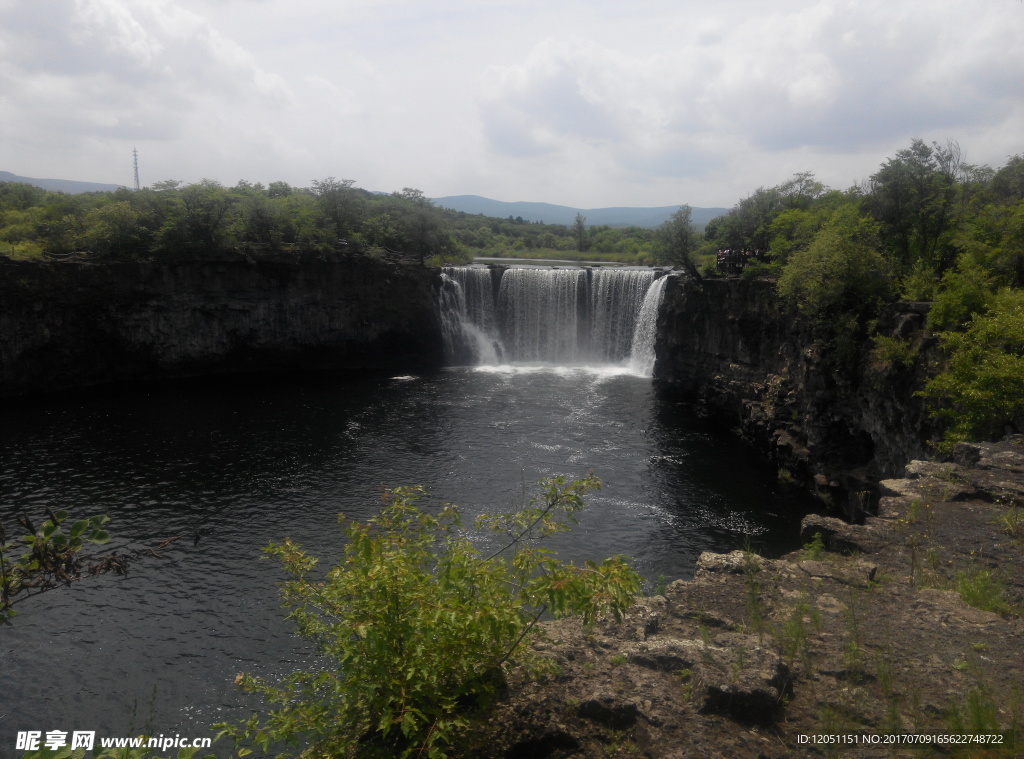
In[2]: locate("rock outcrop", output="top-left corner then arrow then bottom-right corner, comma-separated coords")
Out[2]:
0,253 -> 443,395
654,275 -> 936,519
465,439 -> 1024,759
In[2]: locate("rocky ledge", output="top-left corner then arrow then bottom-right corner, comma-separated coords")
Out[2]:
463,438 -> 1024,758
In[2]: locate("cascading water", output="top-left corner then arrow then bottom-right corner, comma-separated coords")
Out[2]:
498,268 -> 589,363
439,265 -> 668,375
627,274 -> 668,376
590,269 -> 657,362
439,267 -> 503,365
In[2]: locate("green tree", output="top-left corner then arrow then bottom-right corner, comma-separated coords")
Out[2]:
267,180 -> 294,199
175,179 -> 236,247
704,173 -> 827,256
716,186 -> 781,251
0,180 -> 47,212
573,212 -> 588,252
312,177 -> 363,240
927,254 -> 998,331
866,139 -> 966,273
383,190 -> 456,264
219,475 -> 641,759
766,190 -> 850,265
656,205 -> 700,279
989,154 -> 1024,203
920,288 -> 1024,446
778,205 -> 894,366
81,200 -> 150,258
234,191 -> 286,248
953,199 -> 1024,288
363,212 -> 399,250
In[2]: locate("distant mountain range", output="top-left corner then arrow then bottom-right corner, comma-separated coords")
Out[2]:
0,171 -> 124,194
432,195 -> 729,229
0,172 -> 729,229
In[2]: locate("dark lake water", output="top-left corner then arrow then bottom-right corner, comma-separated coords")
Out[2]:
0,366 -> 809,753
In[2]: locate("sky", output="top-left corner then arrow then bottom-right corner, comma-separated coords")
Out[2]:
1,0 -> 1022,209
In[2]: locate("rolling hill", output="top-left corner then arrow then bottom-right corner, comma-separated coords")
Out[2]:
0,172 -> 729,230
0,171 -> 124,194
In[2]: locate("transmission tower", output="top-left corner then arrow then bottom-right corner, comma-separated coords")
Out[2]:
132,147 -> 140,191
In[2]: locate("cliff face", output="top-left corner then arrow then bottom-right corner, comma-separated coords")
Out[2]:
654,274 -> 934,518
0,254 -> 443,396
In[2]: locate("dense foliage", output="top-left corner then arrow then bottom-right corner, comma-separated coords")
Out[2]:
0,178 -> 672,265
699,140 -> 1024,445
0,179 -> 469,265
918,288 -> 1024,447
217,475 -> 641,759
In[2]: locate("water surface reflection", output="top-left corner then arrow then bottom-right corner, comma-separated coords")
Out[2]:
0,368 -> 809,746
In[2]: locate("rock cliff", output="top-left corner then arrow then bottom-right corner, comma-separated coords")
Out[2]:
654,274 -> 935,519
0,254 -> 443,396
464,439 -> 1024,759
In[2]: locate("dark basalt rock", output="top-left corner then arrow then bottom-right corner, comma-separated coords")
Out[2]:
653,275 -> 936,517
0,254 -> 444,396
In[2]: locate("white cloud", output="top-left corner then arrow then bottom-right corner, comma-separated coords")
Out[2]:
470,0 -> 1024,204
0,0 -> 1021,206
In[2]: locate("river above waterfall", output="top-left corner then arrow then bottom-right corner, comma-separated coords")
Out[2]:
0,368 -> 810,748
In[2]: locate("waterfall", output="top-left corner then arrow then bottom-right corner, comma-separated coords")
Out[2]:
438,268 -> 503,365
498,268 -> 588,362
590,269 -> 657,362
627,274 -> 668,377
439,266 -> 667,375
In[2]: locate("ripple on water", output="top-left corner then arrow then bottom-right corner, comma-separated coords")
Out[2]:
0,369 -> 808,744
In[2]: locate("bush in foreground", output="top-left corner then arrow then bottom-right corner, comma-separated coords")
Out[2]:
218,475 -> 642,759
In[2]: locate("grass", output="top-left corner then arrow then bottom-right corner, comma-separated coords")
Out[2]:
955,569 -> 1011,616
741,547 -> 768,638
0,241 -> 45,260
799,532 -> 826,561
997,507 -> 1024,540
777,598 -> 820,674
944,683 -> 1023,756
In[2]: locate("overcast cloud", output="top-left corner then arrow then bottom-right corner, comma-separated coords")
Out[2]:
1,0 -> 1021,207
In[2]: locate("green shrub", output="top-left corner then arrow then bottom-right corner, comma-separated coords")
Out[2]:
927,255 -> 996,331
218,475 -> 642,759
869,335 -> 918,370
778,206 -> 893,323
955,569 -> 1010,615
919,288 -> 1024,446
739,259 -> 782,281
799,532 -> 826,561
900,259 -> 939,301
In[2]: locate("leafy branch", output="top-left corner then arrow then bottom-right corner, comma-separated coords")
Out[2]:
218,474 -> 643,759
1,509 -> 186,623
1,509 -> 111,622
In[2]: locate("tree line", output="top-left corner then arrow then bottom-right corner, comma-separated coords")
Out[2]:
0,178 -> 464,264
0,177 -> 671,265
678,140 -> 1023,448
